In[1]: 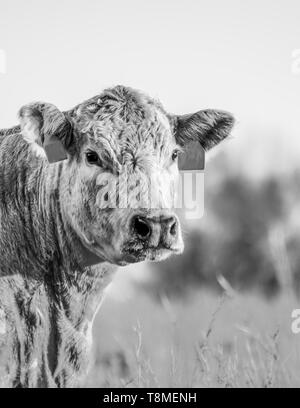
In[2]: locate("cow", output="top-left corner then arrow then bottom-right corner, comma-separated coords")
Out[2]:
0,85 -> 234,387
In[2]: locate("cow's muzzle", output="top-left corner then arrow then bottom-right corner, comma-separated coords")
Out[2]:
130,212 -> 182,252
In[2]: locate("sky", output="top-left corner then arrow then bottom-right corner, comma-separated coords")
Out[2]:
0,0 -> 299,177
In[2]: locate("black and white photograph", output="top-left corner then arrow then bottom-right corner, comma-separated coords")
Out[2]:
0,0 -> 298,395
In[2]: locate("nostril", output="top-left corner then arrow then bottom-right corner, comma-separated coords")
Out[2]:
169,219 -> 177,236
133,216 -> 151,240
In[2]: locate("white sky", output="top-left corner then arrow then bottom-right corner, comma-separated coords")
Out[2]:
0,0 -> 299,177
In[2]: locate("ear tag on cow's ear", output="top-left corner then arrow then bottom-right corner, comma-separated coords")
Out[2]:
43,134 -> 68,163
178,141 -> 205,171
177,141 -> 205,221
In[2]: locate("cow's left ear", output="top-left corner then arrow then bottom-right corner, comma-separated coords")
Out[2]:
18,102 -> 73,163
174,109 -> 235,151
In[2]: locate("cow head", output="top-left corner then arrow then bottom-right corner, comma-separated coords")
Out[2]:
18,86 -> 234,266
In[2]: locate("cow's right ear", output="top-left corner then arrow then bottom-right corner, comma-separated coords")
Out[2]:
18,102 -> 73,163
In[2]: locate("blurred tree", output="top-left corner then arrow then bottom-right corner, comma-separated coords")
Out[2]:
142,168 -> 288,299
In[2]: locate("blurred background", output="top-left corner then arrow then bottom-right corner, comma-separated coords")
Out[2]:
1,0 -> 300,387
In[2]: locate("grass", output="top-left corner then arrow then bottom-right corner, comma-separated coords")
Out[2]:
86,271 -> 300,388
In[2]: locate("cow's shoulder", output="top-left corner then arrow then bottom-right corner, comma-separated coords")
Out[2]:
0,124 -> 46,183
0,125 -> 21,137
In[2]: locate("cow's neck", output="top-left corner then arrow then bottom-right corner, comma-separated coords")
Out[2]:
38,161 -> 117,385
3,159 -> 117,387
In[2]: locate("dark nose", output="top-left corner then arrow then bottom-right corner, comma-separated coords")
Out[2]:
132,216 -> 152,240
131,215 -> 178,246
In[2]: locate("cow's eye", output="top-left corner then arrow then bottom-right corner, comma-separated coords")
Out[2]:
171,150 -> 179,162
86,151 -> 101,166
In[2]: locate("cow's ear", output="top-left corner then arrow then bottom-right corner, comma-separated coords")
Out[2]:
18,102 -> 73,163
174,109 -> 235,151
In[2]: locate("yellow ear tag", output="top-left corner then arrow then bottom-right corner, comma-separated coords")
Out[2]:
177,141 -> 205,221
178,141 -> 205,171
43,134 -> 68,163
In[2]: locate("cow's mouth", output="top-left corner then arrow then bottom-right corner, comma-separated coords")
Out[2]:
78,226 -> 183,266
122,243 -> 183,264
